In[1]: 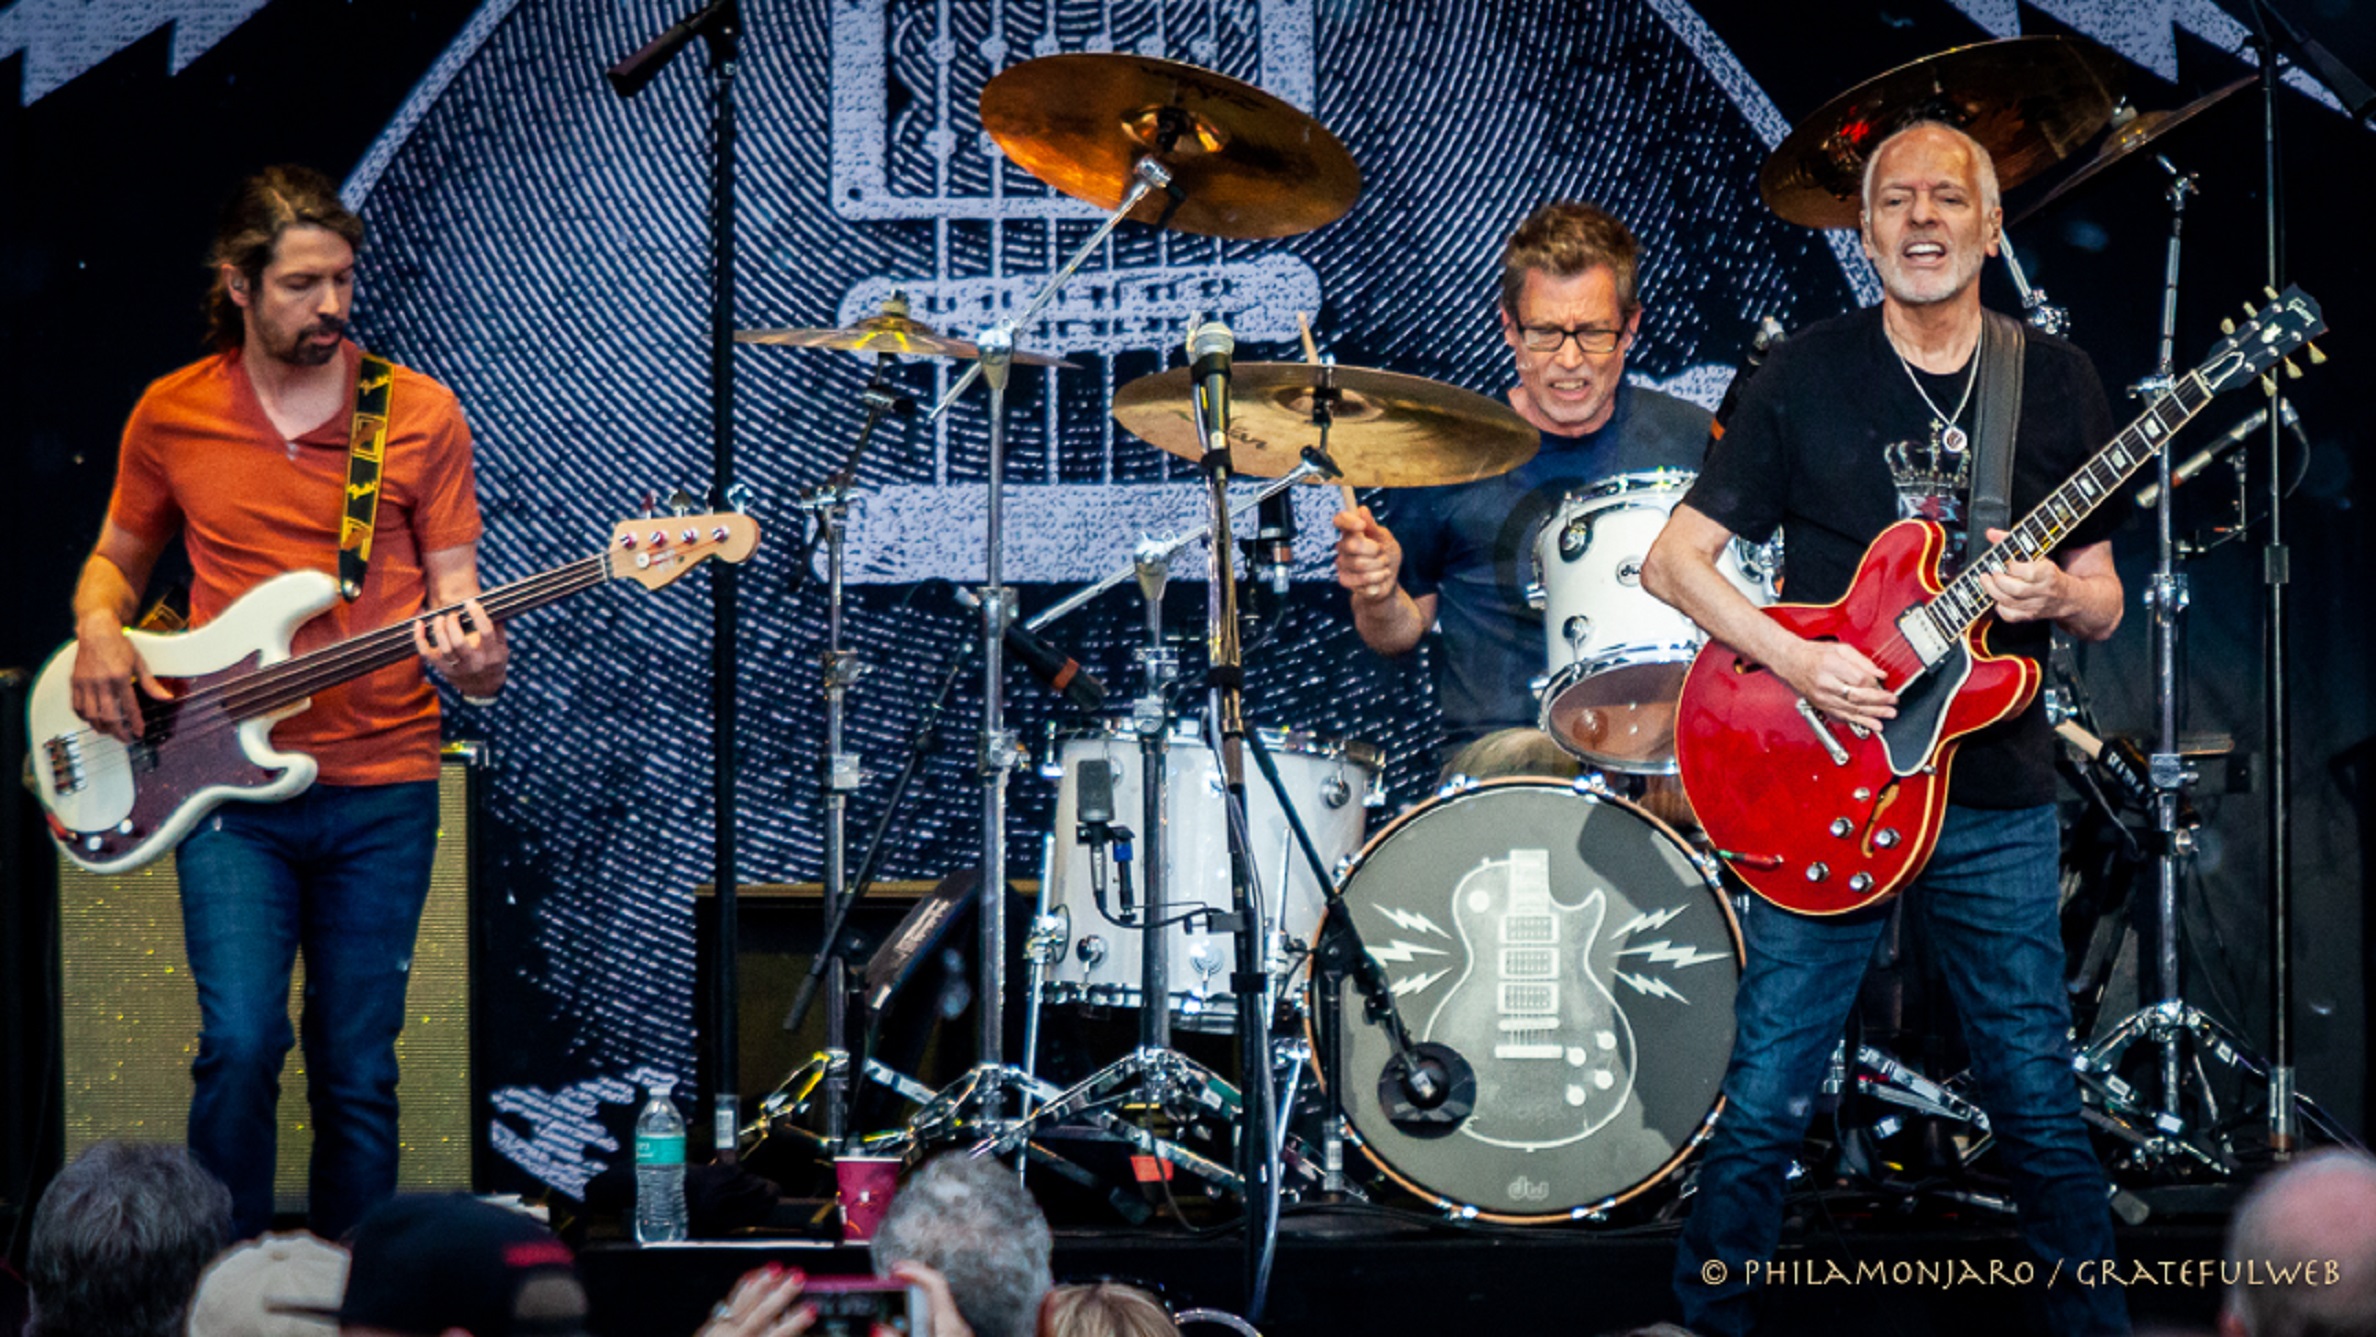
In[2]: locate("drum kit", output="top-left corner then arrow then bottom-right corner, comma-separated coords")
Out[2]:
734,33 -> 2323,1233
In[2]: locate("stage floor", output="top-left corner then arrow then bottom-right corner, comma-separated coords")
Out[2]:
579,1210 -> 2235,1336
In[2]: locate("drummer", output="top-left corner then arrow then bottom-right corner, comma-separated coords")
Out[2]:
1332,201 -> 1710,780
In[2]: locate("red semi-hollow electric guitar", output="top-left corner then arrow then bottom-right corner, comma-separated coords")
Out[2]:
1677,289 -> 2325,916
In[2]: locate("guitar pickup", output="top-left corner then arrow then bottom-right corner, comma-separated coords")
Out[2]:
1492,1042 -> 1565,1060
1794,698 -> 1852,766
44,736 -> 86,794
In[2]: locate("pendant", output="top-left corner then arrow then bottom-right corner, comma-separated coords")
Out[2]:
1940,423 -> 1969,455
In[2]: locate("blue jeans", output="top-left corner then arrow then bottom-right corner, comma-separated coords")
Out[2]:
1675,805 -> 2126,1336
177,780 -> 440,1239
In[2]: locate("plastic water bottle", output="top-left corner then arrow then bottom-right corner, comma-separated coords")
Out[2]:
633,1082 -> 688,1244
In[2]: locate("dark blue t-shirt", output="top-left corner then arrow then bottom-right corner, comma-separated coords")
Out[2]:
1389,381 -> 1712,754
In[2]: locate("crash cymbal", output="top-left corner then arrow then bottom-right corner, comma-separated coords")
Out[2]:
1761,36 -> 2125,230
2010,76 -> 2254,223
979,54 -> 1360,239
1112,363 -> 1538,488
736,295 -> 1078,367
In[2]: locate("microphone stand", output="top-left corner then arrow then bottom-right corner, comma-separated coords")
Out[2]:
607,0 -> 749,1163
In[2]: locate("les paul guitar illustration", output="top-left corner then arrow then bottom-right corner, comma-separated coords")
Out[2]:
1677,288 -> 2326,915
31,512 -> 761,874
1425,848 -> 1638,1149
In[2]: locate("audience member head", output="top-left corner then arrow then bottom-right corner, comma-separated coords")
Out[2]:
870,1155 -> 1054,1337
188,1232 -> 350,1337
1044,1283 -> 1176,1337
2220,1149 -> 2376,1337
26,1139 -> 233,1337
281,1195 -> 587,1337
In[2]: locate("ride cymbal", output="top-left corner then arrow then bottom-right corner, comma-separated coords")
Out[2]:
735,295 -> 1077,367
980,54 -> 1360,239
2011,76 -> 2254,223
1761,36 -> 2125,230
1112,363 -> 1538,488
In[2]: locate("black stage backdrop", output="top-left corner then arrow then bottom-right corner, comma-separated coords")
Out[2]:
4,0 -> 2371,1204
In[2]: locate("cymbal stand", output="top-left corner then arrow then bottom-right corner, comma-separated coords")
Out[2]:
1996,241 -> 2070,337
902,157 -> 1178,1143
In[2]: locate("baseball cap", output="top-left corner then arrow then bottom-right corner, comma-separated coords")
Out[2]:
188,1231 -> 350,1337
274,1196 -> 587,1337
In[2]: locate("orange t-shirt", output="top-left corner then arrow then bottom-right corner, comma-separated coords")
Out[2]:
107,342 -> 483,785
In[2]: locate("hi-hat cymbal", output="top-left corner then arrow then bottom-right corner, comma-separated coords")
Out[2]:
736,297 -> 1077,368
980,54 -> 1360,239
2010,76 -> 2254,224
1761,36 -> 2125,230
1112,364 -> 1538,488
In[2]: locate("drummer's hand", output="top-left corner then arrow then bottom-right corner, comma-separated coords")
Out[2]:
1333,507 -> 1403,605
1780,638 -> 1897,734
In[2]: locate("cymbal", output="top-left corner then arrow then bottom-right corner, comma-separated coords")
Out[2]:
735,297 -> 1078,368
1761,36 -> 2125,230
1112,363 -> 1539,488
979,54 -> 1360,239
2010,76 -> 2254,223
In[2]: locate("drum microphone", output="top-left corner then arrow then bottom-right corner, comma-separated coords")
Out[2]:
1253,490 -> 1297,596
2134,401 -> 2302,508
1187,319 -> 1236,459
1005,621 -> 1107,712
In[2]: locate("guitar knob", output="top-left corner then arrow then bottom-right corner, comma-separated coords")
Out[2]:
83,834 -> 104,852
116,820 -> 136,835
1874,828 -> 1901,849
1805,862 -> 1829,882
1828,817 -> 1852,838
1849,872 -> 1874,893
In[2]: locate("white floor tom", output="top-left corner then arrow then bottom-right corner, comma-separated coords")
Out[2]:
1039,719 -> 1382,1031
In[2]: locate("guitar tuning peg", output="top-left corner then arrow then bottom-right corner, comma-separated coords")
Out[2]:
723,482 -> 756,515
2243,302 -> 2259,317
2219,318 -> 2237,335
667,488 -> 698,518
2284,358 -> 2304,380
2259,374 -> 2278,396
2263,285 -> 2281,301
2308,342 -> 2328,365
639,490 -> 659,520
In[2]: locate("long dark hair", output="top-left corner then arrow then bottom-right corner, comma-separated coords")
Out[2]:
204,164 -> 364,351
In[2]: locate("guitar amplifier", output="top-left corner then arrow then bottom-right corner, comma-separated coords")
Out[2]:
56,743 -> 482,1210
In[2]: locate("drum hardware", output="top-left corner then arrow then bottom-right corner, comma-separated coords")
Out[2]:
2010,77 -> 2255,225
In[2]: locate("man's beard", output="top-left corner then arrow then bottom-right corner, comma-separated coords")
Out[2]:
270,317 -> 347,367
1875,247 -> 1985,307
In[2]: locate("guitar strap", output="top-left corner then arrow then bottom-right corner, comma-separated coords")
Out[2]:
1966,311 -> 2025,548
338,354 -> 396,602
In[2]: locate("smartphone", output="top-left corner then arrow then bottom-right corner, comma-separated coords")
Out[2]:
798,1276 -> 931,1337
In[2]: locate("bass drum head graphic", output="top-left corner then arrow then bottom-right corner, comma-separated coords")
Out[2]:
1322,778 -> 1741,1221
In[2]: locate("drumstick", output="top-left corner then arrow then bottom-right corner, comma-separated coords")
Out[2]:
1296,311 -> 1362,515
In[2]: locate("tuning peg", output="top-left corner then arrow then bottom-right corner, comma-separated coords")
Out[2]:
2284,359 -> 2304,380
2220,318 -> 2237,335
2308,343 -> 2328,365
2264,285 -> 2281,301
2243,302 -> 2260,317
639,490 -> 659,520
2260,374 -> 2278,396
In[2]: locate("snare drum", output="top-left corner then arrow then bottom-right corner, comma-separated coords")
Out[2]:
1319,777 -> 1741,1221
1039,719 -> 1381,1031
1531,471 -> 1779,773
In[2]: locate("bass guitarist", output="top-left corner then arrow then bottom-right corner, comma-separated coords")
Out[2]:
67,165 -> 505,1239
1641,123 -> 2128,1336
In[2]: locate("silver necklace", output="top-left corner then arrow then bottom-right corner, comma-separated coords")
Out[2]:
1894,336 -> 1982,455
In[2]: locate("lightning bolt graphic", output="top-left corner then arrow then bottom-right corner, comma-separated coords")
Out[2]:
1367,938 -> 1448,965
1618,939 -> 1732,970
1389,969 -> 1450,997
1617,972 -> 1690,1004
1,0 -> 275,106
1375,906 -> 1449,938
1616,905 -> 1687,938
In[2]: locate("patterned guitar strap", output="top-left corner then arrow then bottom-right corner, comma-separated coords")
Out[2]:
338,354 -> 396,601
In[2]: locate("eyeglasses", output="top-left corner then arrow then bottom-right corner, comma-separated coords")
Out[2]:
1515,323 -> 1627,355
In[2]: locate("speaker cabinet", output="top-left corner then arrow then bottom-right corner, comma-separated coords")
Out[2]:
58,745 -> 480,1209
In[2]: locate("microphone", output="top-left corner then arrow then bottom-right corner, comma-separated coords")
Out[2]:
1253,490 -> 1297,596
2135,402 -> 2299,508
1187,320 -> 1236,459
1005,621 -> 1107,712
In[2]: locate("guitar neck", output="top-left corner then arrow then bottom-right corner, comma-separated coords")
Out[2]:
218,553 -> 613,722
1922,371 -> 2217,640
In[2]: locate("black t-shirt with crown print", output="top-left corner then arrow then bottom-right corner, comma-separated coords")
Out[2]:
1681,304 -> 2122,807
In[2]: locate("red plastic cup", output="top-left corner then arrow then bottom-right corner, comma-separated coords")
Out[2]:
834,1156 -> 902,1241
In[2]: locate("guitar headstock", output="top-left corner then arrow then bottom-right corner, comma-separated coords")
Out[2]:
2197,286 -> 2328,397
604,512 -> 762,589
